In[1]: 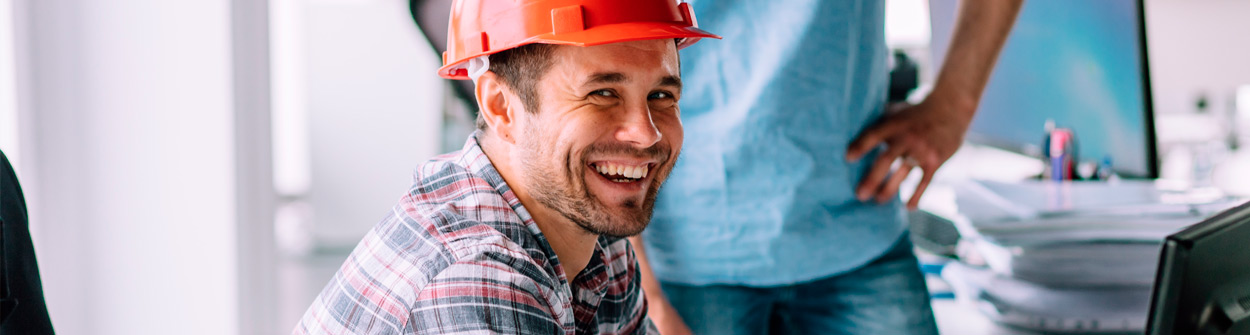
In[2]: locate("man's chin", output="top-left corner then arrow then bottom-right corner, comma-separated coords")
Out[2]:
576,205 -> 652,238
586,220 -> 648,238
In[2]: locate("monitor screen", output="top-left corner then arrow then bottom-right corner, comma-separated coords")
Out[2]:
928,0 -> 1157,178
1147,200 -> 1250,334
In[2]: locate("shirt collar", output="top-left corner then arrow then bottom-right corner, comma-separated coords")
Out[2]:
455,132 -> 610,288
455,131 -> 530,221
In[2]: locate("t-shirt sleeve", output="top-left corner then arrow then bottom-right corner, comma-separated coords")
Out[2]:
410,247 -> 562,335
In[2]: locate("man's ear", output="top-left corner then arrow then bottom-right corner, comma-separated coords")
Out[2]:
476,71 -> 519,144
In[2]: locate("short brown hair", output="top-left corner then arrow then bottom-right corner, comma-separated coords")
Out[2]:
476,43 -> 557,130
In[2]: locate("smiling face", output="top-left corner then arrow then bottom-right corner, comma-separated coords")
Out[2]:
507,39 -> 683,238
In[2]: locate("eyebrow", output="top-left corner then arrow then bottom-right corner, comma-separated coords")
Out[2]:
581,72 -> 683,90
583,72 -> 627,86
658,75 -> 682,90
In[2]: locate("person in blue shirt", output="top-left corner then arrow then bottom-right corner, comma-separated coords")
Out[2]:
628,0 -> 1021,333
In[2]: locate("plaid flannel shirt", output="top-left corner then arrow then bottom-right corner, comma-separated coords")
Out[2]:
294,133 -> 657,335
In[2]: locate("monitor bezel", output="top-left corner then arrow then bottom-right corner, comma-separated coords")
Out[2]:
1146,200 -> 1250,333
1146,238 -> 1186,334
1135,0 -> 1160,179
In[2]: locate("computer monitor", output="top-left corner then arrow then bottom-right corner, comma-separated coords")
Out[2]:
929,0 -> 1158,178
1147,200 -> 1250,334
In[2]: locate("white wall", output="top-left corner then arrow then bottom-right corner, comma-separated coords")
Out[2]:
18,0 -> 240,334
0,0 -> 18,167
296,0 -> 443,248
1145,0 -> 1250,116
269,0 -> 445,329
16,0 -> 441,332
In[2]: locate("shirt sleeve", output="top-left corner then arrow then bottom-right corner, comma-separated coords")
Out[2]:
410,248 -> 562,335
293,229 -> 419,335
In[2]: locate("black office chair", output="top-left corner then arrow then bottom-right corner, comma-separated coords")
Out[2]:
0,150 -> 55,334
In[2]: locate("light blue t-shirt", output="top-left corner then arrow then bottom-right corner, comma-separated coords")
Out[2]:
645,0 -> 906,286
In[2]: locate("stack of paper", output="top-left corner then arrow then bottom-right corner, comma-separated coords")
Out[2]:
970,240 -> 1162,288
951,179 -> 1240,285
944,262 -> 1152,333
940,179 -> 1244,332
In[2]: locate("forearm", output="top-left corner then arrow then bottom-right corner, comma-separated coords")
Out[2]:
628,235 -> 690,334
930,0 -> 1023,116
628,236 -> 668,307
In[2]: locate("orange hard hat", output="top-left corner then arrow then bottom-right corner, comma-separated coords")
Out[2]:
438,0 -> 720,80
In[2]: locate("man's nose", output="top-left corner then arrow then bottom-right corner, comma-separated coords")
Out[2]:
615,102 -> 662,148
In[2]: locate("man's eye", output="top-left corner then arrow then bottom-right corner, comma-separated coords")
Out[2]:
590,89 -> 616,98
648,91 -> 674,100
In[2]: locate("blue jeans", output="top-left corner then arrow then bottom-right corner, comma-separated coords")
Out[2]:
660,234 -> 938,335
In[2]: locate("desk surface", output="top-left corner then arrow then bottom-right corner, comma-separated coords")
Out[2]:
933,299 -> 1039,335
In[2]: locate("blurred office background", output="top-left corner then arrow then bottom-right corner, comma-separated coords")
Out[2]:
0,0 -> 1248,334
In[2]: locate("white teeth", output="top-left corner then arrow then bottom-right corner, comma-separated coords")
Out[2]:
595,162 -> 649,179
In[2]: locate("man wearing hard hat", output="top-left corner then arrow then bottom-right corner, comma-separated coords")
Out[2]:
293,0 -> 717,334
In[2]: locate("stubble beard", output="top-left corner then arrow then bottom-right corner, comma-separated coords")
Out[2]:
518,134 -> 671,238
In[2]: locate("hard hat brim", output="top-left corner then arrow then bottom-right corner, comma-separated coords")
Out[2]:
438,22 -> 720,80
